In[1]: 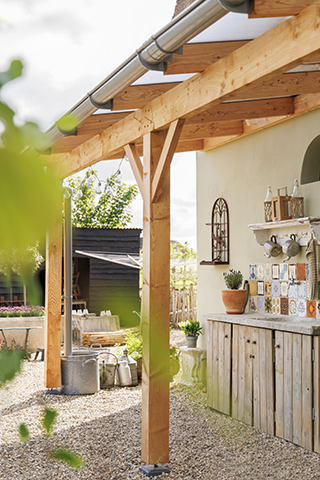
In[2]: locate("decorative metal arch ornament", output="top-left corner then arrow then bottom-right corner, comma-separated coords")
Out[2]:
200,198 -> 229,265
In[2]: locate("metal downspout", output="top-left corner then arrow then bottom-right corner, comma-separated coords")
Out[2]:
43,0 -> 252,152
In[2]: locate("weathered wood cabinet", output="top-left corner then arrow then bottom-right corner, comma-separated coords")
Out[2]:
207,314 -> 320,452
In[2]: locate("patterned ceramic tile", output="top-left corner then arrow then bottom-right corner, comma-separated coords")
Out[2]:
249,280 -> 257,296
280,297 -> 289,316
264,280 -> 272,297
257,280 -> 264,296
249,296 -> 258,313
249,264 -> 257,280
272,280 -> 281,298
265,297 -> 272,313
306,263 -> 310,282
288,264 -> 297,281
272,297 -> 280,314
297,281 -> 306,299
297,299 -> 306,317
288,283 -> 298,299
280,281 -> 288,298
307,299 -> 317,318
256,264 -> 265,280
280,263 -> 289,281
264,264 -> 272,281
289,298 -> 297,316
297,263 -> 306,281
272,264 -> 280,280
257,296 -> 265,313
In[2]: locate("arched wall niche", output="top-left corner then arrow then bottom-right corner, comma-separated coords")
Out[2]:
301,134 -> 320,185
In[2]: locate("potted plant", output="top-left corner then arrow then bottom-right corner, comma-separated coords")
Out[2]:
222,269 -> 247,314
169,341 -> 180,382
179,319 -> 203,348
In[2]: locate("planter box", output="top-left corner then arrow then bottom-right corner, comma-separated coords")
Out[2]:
0,317 -> 44,352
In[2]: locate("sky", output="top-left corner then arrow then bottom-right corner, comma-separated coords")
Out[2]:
0,0 -> 197,249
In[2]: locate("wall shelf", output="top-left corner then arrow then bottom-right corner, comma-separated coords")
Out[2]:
248,217 -> 320,247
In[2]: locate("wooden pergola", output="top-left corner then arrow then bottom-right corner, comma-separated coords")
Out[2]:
41,1 -> 320,465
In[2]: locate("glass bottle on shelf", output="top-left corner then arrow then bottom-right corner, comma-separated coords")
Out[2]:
264,186 -> 273,222
291,179 -> 301,197
290,179 -> 304,218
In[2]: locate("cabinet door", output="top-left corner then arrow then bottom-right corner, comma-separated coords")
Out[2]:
252,328 -> 274,435
232,325 -> 254,425
275,331 -> 312,450
207,321 -> 232,415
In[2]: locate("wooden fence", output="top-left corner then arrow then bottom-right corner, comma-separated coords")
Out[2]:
170,284 -> 197,328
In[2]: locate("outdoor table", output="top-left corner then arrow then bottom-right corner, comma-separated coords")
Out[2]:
0,326 -> 42,360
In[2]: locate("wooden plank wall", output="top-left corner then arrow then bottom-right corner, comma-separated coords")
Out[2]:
275,331 -> 313,450
207,321 -> 231,415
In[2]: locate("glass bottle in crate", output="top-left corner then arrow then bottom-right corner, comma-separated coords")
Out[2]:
290,179 -> 304,218
264,186 -> 273,222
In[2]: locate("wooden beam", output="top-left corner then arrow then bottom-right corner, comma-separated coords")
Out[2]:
202,92 -> 320,151
165,41 -> 249,75
44,206 -> 62,388
124,143 -> 145,200
44,4 -> 320,177
181,120 -> 243,140
250,0 -> 315,18
141,130 -> 170,465
113,83 -> 179,111
152,119 -> 185,202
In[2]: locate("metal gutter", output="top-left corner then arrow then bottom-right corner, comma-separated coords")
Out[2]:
44,0 -> 252,152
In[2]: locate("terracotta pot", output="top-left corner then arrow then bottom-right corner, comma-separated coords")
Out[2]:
221,289 -> 247,314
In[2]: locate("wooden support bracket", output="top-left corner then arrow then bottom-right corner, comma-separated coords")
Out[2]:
124,143 -> 145,201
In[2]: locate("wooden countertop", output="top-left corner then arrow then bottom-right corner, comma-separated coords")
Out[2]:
206,313 -> 320,335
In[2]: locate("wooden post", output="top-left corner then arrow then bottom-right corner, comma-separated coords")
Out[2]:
141,130 -> 170,464
44,207 -> 62,388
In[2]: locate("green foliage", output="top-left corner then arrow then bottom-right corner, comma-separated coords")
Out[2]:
51,448 -> 86,469
170,241 -> 196,259
66,171 -> 138,228
18,423 -> 29,442
179,319 -> 203,337
125,329 -> 142,360
0,60 -> 61,303
42,408 -> 58,436
223,269 -> 243,290
0,349 -> 24,385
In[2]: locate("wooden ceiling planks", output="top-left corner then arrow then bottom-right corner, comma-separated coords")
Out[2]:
249,0 -> 315,18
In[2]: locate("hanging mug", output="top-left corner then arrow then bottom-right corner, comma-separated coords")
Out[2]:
282,234 -> 300,262
264,235 -> 282,258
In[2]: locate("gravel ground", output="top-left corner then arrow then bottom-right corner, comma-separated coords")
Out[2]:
1,331 -> 320,479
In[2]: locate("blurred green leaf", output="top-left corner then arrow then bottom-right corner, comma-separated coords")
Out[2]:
56,114 -> 78,134
0,60 -> 23,88
19,423 -> 29,442
51,448 -> 86,469
42,408 -> 58,436
0,349 -> 24,385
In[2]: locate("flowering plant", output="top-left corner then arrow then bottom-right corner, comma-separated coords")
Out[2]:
0,306 -> 45,318
169,341 -> 179,359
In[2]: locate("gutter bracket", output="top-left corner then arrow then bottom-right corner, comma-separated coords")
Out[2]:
88,94 -> 114,110
153,38 -> 183,57
56,125 -> 78,136
219,0 -> 253,14
137,51 -> 168,72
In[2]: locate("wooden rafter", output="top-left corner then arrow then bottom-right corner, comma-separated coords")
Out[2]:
42,4 -> 320,178
250,0 -> 316,18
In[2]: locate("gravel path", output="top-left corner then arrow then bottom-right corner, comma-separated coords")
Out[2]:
1,331 -> 320,479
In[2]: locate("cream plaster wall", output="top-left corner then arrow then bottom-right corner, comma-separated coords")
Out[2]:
196,109 -> 320,351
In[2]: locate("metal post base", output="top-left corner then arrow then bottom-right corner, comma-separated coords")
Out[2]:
140,464 -> 170,477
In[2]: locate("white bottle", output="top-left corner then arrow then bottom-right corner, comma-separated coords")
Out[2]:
265,185 -> 272,202
118,360 -> 132,387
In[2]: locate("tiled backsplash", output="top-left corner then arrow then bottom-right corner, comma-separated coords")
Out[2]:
248,263 -> 319,318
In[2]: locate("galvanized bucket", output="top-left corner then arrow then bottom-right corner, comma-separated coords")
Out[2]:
99,352 -> 117,389
61,351 -> 100,395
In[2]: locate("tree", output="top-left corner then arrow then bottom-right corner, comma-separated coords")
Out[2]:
66,170 -> 139,228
